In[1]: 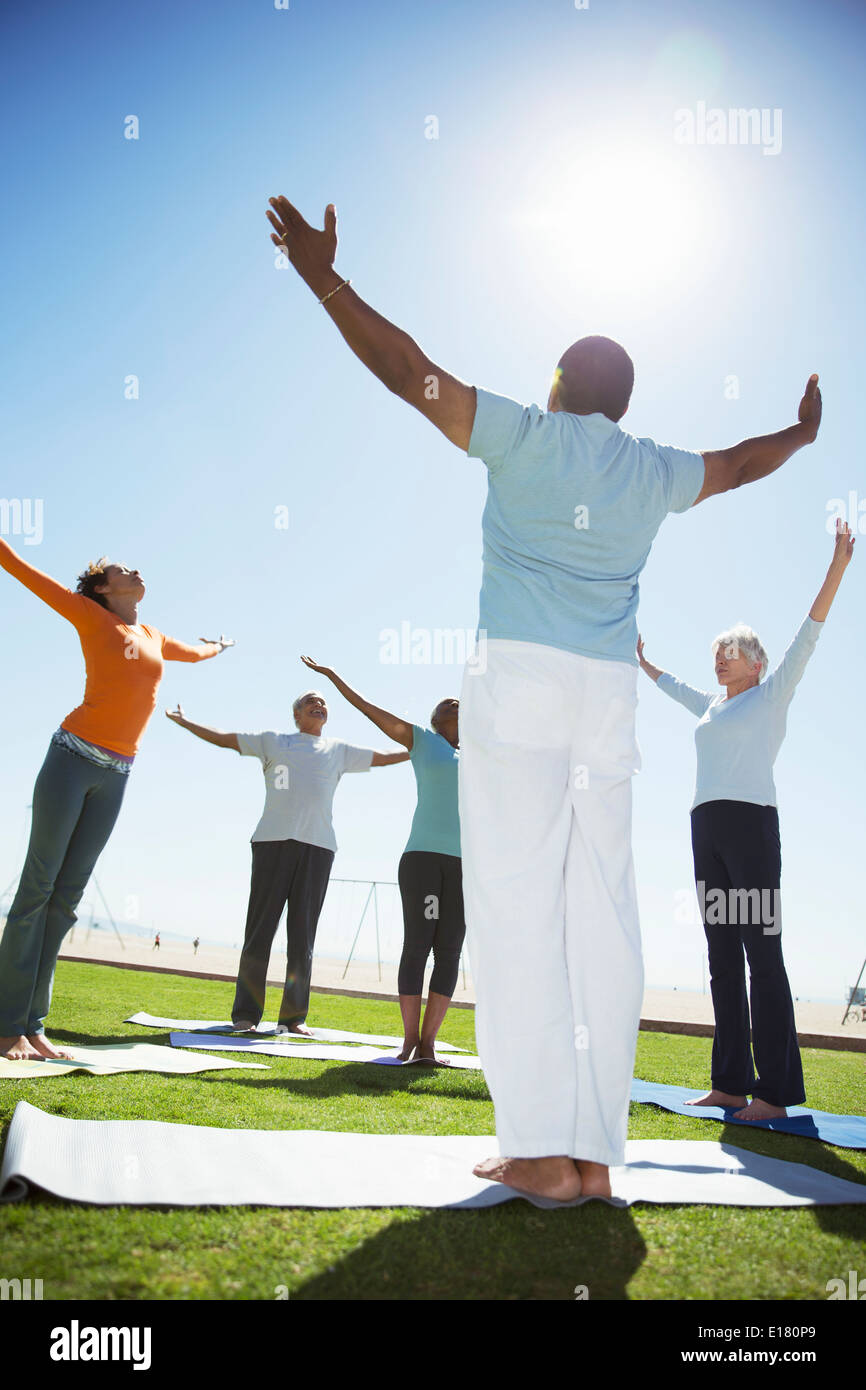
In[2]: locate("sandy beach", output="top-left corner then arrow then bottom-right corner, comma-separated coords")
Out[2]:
56,928 -> 866,1045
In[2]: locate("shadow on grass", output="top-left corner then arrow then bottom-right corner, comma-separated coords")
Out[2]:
292,1201 -> 646,1301
715,1121 -> 866,1242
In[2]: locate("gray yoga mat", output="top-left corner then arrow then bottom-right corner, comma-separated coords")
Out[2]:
169,1033 -> 484,1069
126,1013 -> 466,1051
3,1102 -> 865,1209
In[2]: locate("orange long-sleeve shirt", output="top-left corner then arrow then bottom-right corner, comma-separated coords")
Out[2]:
0,539 -> 220,758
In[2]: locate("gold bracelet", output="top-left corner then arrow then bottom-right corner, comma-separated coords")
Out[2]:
319,278 -> 351,306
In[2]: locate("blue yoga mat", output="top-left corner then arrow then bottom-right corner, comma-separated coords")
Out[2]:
631,1079 -> 866,1149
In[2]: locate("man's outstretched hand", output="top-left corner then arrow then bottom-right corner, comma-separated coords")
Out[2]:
267,197 -> 338,294
798,373 -> 822,442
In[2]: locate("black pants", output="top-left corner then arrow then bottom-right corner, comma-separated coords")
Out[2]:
397,851 -> 465,997
690,800 -> 804,1107
232,838 -> 334,1027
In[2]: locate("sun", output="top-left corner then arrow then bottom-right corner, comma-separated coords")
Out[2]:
512,138 -> 711,301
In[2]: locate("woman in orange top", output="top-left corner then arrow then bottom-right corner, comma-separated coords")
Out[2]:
0,538 -> 232,1060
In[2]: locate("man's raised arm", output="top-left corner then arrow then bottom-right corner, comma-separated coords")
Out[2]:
266,197 -> 476,451
694,374 -> 822,504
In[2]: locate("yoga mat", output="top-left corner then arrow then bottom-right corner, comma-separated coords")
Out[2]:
169,1032 -> 484,1070
631,1079 -> 866,1150
0,1043 -> 269,1079
3,1102 -> 865,1208
126,1013 -> 466,1051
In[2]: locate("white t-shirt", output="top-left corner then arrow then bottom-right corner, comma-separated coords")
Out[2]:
236,731 -> 375,851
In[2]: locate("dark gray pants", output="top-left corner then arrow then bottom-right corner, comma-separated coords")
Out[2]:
691,799 -> 804,1107
0,740 -> 128,1035
232,838 -> 334,1028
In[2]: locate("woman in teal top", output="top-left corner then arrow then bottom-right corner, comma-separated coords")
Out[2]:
301,657 -> 462,1064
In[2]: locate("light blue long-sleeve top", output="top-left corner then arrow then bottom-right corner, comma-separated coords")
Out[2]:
656,616 -> 823,810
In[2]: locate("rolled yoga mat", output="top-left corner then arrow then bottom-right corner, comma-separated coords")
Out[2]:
630,1079 -> 866,1150
169,1032 -> 483,1069
126,1013 -> 466,1051
2,1101 -> 865,1209
0,1043 -> 269,1079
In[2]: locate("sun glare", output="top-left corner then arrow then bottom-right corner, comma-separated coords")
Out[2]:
513,141 -> 709,300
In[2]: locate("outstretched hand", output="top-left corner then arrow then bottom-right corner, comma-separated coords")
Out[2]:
798,374 -> 822,442
267,197 -> 338,289
831,518 -> 855,569
201,635 -> 235,652
300,654 -> 332,677
166,704 -> 185,724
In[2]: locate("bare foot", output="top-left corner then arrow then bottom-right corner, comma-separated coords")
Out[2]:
397,1039 -> 421,1062
686,1089 -> 748,1108
26,1034 -> 72,1060
473,1155 -> 583,1201
232,1020 -> 258,1032
415,1043 -> 451,1067
277,1023 -> 313,1037
576,1160 -> 611,1199
733,1098 -> 787,1121
0,1034 -> 42,1061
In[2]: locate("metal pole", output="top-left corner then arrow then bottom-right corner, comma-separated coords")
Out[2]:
374,882 -> 381,982
92,875 -> 125,950
841,955 -> 866,1025
342,883 -> 374,979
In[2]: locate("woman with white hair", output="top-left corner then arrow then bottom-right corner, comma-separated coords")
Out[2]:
637,521 -> 854,1121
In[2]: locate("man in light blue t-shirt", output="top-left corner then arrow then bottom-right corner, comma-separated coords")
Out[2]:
266,194 -> 823,1202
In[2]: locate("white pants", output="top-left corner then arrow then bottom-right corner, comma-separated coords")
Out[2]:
458,640 -> 643,1166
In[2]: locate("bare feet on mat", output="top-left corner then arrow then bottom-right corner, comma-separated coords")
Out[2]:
277,1023 -> 313,1037
472,1155 -> 583,1201
733,1098 -> 787,1121
686,1089 -> 748,1108
26,1034 -> 72,1060
0,1034 -> 42,1061
397,1038 -> 420,1062
232,1020 -> 257,1032
576,1160 -> 612,1199
414,1043 -> 451,1067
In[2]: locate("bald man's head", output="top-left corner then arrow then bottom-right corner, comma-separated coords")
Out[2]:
548,336 -> 634,423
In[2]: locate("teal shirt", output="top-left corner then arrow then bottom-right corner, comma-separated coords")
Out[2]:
467,388 -> 705,664
403,724 -> 461,859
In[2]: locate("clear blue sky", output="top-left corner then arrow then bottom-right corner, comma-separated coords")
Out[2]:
1,0 -> 863,999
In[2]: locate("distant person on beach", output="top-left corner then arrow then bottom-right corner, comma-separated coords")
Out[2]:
167,693 -> 408,1034
193,937 -> 200,955
0,540 -> 232,1061
153,932 -> 160,951
301,657 -> 462,1065
638,521 -> 853,1121
266,193 -> 822,1199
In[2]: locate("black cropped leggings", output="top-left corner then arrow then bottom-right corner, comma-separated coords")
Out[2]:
397,851 -> 465,997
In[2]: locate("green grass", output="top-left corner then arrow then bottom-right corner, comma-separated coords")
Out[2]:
1,960 -> 864,1301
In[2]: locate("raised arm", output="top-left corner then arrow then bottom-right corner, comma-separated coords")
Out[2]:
693,375 -> 822,504
371,750 -> 411,767
638,637 -> 714,717
0,536 -> 90,625
165,704 -> 240,751
266,198 -> 476,451
809,519 -> 854,621
161,634 -> 234,663
300,656 -> 414,750
636,635 -> 664,683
